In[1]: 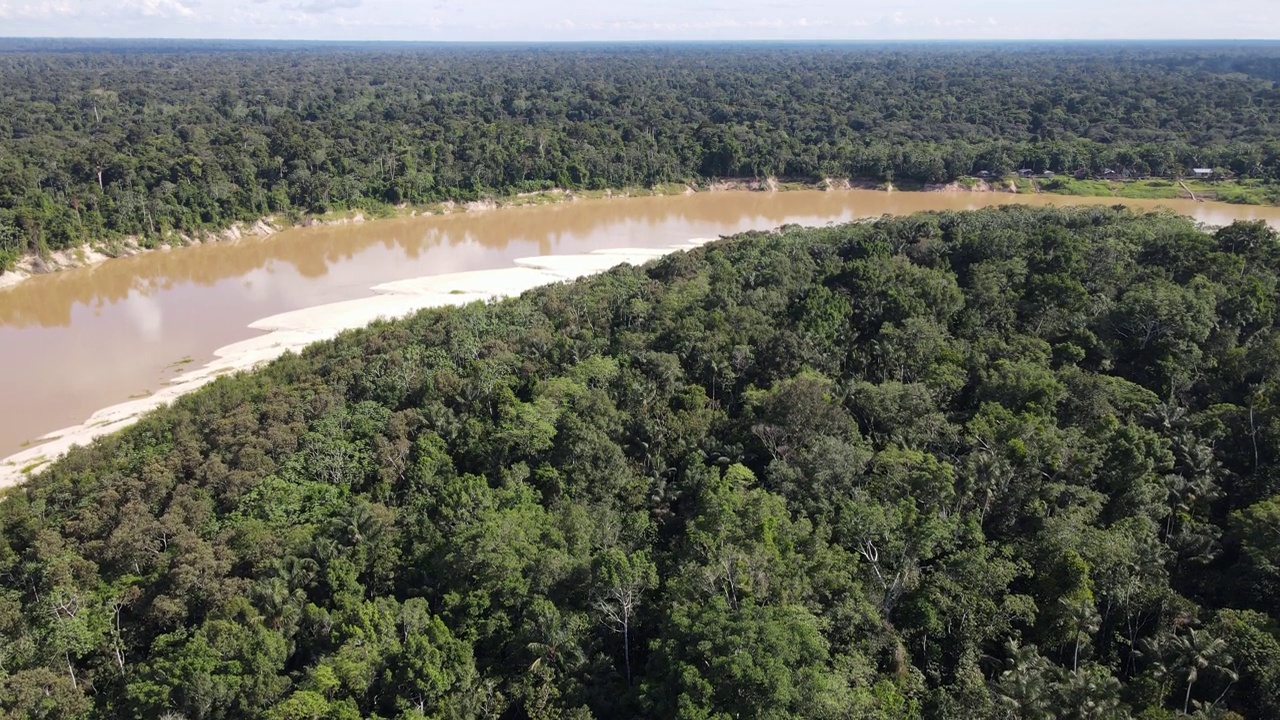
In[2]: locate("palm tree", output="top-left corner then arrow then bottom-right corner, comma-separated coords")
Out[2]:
309,536 -> 340,566
254,576 -> 303,635
1059,597 -> 1102,671
1138,632 -> 1176,704
340,503 -> 383,547
523,601 -> 586,718
993,641 -> 1059,720
277,555 -> 320,592
1167,628 -> 1235,715
526,603 -> 585,676
1060,667 -> 1123,720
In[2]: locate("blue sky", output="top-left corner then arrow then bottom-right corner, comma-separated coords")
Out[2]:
0,0 -> 1275,41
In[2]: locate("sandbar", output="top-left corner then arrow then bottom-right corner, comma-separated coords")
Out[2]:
0,241 -> 707,489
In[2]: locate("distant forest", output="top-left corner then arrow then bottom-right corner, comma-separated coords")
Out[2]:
5,207 -> 1280,718
2,41 -> 1280,265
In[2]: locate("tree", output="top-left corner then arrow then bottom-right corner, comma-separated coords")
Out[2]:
1145,627 -> 1237,715
643,598 -> 854,719
593,550 -> 656,685
1231,495 -> 1280,609
393,599 -> 477,718
1059,597 -> 1102,672
522,599 -> 587,719
1057,665 -> 1124,720
992,641 -> 1058,720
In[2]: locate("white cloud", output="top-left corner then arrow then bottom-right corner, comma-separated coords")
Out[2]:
294,0 -> 361,13
132,0 -> 199,18
0,0 -> 1274,40
0,1 -> 77,19
0,0 -> 196,20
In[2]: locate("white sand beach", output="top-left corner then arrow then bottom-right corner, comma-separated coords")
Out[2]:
0,238 -> 717,489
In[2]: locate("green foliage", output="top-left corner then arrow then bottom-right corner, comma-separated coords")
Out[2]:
3,206 -> 1280,718
1213,182 -> 1280,206
1040,178 -> 1117,197
1113,180 -> 1183,200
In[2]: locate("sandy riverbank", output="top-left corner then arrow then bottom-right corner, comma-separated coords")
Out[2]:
0,218 -> 294,294
0,238 -> 715,489
0,244 -> 118,290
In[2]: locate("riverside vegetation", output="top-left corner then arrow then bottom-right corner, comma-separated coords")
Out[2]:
2,206 -> 1280,718
4,40 -> 1280,271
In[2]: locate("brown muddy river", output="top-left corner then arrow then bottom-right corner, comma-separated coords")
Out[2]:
3,189 -> 1280,457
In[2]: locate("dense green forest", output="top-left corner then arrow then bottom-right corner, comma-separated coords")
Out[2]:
3,206 -> 1280,718
4,41 -> 1280,267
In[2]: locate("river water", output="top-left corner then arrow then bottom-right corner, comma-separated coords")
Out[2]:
2,189 -> 1279,457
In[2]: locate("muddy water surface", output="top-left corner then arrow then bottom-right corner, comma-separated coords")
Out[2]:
3,190 -> 1280,457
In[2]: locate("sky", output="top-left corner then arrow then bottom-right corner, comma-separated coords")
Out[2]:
0,0 -> 1276,42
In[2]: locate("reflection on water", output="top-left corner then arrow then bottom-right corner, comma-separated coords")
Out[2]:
1,189 -> 1278,456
